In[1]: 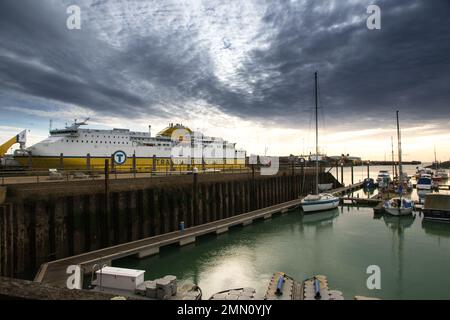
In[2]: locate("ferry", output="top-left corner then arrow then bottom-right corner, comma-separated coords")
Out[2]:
7,120 -> 246,171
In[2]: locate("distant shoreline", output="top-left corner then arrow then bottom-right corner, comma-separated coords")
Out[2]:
426,161 -> 450,169
362,161 -> 421,166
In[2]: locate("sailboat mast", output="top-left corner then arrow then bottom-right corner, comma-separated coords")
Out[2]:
434,145 -> 437,169
396,110 -> 403,179
391,136 -> 395,178
315,72 -> 319,195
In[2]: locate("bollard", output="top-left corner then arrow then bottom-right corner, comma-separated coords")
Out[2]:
314,278 -> 321,300
275,275 -> 285,296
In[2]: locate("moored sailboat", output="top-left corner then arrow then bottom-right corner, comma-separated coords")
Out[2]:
301,72 -> 339,213
431,147 -> 448,181
383,111 -> 413,216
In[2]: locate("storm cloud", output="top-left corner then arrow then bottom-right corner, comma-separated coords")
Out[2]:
1,0 -> 449,129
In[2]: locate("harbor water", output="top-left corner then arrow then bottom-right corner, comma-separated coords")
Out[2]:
115,188 -> 450,300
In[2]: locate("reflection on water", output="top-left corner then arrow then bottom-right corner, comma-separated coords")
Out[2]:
382,214 -> 416,299
422,220 -> 450,239
115,206 -> 450,300
383,214 -> 416,230
302,209 -> 339,225
417,190 -> 429,202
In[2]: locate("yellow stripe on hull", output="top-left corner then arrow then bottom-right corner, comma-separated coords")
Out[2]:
14,156 -> 246,172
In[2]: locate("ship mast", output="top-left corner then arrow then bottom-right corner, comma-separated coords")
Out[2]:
315,72 -> 319,195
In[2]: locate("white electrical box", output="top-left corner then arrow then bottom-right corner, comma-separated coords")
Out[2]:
94,266 -> 145,291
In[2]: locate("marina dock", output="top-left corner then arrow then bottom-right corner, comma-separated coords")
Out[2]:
264,272 -> 344,300
34,198 -> 302,287
330,182 -> 363,196
34,182 -> 364,288
339,197 -> 382,206
1,168 -> 343,280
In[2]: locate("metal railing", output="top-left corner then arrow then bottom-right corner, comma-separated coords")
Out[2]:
0,165 -> 252,185
0,164 -> 322,186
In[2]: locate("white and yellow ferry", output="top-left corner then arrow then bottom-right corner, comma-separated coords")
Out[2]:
3,120 -> 246,171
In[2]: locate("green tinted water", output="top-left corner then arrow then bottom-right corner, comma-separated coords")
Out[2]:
115,202 -> 450,300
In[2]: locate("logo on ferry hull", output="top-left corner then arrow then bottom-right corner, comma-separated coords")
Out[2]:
113,150 -> 127,165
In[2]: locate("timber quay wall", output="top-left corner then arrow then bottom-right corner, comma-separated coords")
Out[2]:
0,170 -> 339,279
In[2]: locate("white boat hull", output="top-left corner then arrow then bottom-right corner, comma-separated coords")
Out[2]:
302,197 -> 340,213
385,207 -> 413,216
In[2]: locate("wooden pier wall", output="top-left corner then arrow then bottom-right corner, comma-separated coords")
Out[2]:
0,171 -> 338,279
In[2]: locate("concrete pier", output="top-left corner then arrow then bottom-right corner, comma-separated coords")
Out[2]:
35,197 -> 306,287
179,236 -> 196,246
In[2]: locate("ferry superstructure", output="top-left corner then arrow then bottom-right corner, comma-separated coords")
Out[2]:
12,120 -> 246,171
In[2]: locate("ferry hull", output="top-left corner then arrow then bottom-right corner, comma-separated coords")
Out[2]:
14,156 -> 245,171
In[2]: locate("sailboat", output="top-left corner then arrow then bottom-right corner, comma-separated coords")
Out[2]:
383,111 -> 413,216
432,146 -> 448,181
301,72 -> 340,213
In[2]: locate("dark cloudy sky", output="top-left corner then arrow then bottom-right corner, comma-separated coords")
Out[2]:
0,0 -> 449,160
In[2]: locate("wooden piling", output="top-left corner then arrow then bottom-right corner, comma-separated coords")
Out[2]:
1,170 -> 341,279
